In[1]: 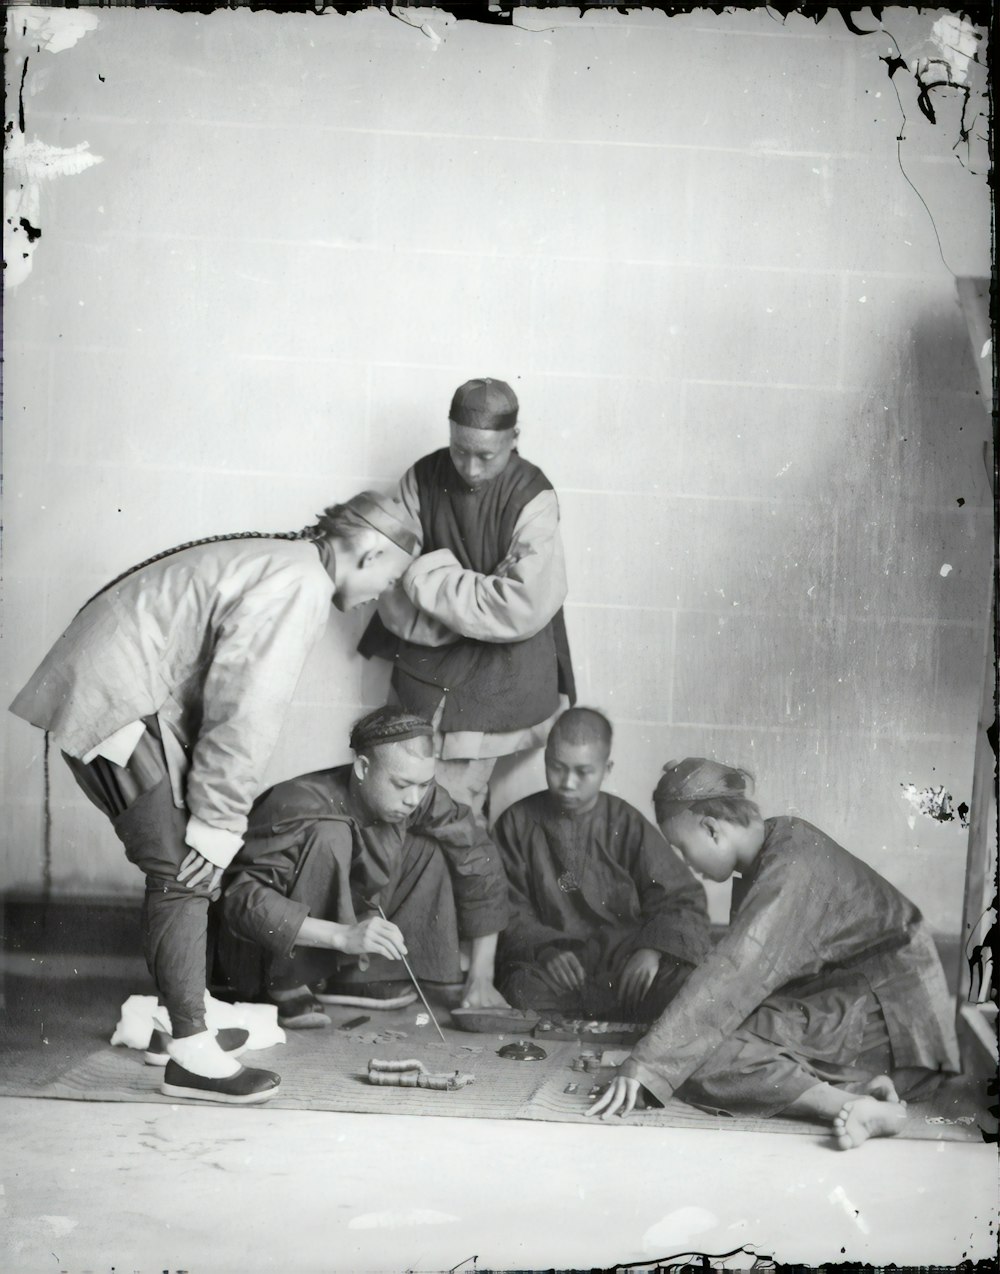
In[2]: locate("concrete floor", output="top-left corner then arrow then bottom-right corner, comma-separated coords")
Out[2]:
3,1092 -> 997,1271
2,963 -> 996,1270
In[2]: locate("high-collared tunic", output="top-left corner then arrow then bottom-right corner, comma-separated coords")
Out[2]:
493,790 -> 712,978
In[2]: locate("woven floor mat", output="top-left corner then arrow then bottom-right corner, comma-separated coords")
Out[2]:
1,1004 -> 989,1143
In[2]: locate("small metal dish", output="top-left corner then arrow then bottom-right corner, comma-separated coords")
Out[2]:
497,1040 -> 548,1062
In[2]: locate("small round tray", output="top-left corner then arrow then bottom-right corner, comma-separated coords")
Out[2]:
449,1006 -> 541,1034
497,1040 -> 547,1062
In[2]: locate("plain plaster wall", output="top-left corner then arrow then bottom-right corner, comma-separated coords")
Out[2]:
2,7 -> 993,933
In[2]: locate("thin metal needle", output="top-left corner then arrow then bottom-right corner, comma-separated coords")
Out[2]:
375,902 -> 447,1045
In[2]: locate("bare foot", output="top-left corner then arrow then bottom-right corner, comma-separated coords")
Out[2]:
862,1074 -> 905,1105
832,1095 -> 907,1149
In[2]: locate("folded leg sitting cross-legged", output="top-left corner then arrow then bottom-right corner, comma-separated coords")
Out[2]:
501,935 -> 695,1023
673,985 -> 921,1148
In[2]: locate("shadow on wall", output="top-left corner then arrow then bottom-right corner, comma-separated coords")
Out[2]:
827,289 -> 992,733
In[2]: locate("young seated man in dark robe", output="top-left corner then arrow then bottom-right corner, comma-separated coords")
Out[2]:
588,758 -> 961,1151
492,709 -> 712,1021
216,707 -> 511,1028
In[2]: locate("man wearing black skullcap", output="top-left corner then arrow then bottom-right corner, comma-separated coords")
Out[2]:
216,706 -> 510,1025
359,377 -> 576,824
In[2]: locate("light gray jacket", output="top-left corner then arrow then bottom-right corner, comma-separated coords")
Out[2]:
10,537 -> 333,866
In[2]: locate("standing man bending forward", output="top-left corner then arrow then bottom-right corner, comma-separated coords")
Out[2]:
10,493 -> 416,1104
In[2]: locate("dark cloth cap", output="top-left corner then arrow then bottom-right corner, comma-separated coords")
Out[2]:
449,378 -> 519,432
349,706 -> 434,754
653,757 -> 753,818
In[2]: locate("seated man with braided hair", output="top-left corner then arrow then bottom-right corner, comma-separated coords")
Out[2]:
9,492 -> 417,1105
216,706 -> 511,1027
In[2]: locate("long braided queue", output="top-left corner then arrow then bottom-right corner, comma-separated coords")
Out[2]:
367,1058 -> 475,1091
75,490 -> 418,616
77,526 -> 320,614
37,492 -> 415,904
51,516 -> 332,885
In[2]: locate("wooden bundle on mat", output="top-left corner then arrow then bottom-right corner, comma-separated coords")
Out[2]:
367,1058 -> 475,1091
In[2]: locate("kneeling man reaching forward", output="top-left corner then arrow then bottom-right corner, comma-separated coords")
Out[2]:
587,758 -> 960,1151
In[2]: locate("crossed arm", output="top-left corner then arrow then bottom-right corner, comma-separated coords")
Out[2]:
376,469 -> 568,647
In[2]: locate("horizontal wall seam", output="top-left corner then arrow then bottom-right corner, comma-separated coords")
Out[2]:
39,233 -> 960,281
28,112 -> 951,164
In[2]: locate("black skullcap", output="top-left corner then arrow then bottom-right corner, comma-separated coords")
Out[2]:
449,378 -> 519,432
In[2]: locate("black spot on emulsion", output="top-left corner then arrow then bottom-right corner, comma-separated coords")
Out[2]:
957,497 -> 966,506
880,52 -> 907,79
18,55 -> 29,133
19,217 -> 41,243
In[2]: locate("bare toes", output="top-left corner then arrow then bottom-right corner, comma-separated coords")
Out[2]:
831,1095 -> 906,1150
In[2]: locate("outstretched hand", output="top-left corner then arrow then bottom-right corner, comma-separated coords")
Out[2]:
585,1075 -> 642,1120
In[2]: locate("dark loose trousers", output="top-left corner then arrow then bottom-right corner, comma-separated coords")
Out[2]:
221,825 -> 466,994
675,976 -> 894,1116
217,764 -> 510,998
64,718 -> 215,1037
502,945 -> 694,1022
494,791 -> 712,1021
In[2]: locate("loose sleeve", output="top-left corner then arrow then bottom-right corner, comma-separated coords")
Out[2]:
627,811 -> 712,966
221,796 -> 358,958
183,562 -> 332,867
398,489 -> 568,643
373,467 -> 462,649
412,783 -> 510,938
493,805 -> 575,964
623,848 -> 831,1103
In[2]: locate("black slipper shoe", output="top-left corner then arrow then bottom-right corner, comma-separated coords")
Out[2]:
160,1061 -> 281,1104
267,991 -> 331,1029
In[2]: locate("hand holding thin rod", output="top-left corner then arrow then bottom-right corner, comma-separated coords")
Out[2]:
374,902 -> 447,1044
